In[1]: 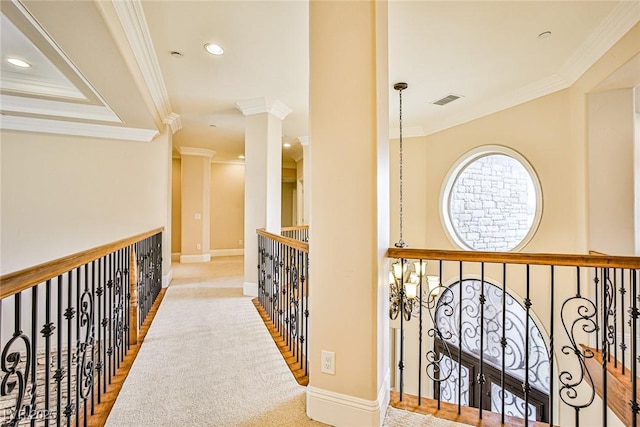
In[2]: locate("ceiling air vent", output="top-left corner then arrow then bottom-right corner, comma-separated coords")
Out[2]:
432,93 -> 463,106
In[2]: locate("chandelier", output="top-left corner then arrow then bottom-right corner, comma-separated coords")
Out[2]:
389,82 -> 441,321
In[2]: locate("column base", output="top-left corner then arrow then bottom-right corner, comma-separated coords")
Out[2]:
243,282 -> 258,297
179,253 -> 212,263
162,269 -> 173,288
307,370 -> 390,426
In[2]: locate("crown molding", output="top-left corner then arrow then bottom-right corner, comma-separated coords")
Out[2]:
235,97 -> 292,120
0,71 -> 86,100
164,112 -> 182,133
1,94 -> 121,123
559,1 -> 640,83
178,146 -> 216,158
0,115 -> 158,142
112,0 -> 182,134
210,159 -> 246,165
291,149 -> 304,163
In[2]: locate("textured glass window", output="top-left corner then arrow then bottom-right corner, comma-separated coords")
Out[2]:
442,147 -> 542,251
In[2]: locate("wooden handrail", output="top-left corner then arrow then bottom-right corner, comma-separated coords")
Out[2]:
387,247 -> 640,269
281,225 -> 309,231
0,227 -> 164,299
257,228 -> 309,253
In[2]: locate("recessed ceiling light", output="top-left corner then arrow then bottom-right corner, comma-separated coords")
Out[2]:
204,43 -> 224,56
538,31 -> 552,39
170,51 -> 183,58
283,143 -> 291,148
209,124 -> 217,127
7,57 -> 30,68
238,155 -> 245,159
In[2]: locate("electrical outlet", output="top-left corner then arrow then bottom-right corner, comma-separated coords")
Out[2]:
194,213 -> 201,220
238,239 -> 243,246
196,243 -> 201,250
321,350 -> 335,375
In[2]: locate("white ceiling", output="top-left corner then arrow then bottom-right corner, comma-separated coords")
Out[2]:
1,1 -> 639,163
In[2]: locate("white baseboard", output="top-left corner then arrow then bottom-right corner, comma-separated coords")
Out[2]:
179,253 -> 211,263
210,249 -> 244,257
162,269 -> 173,288
307,372 -> 390,426
172,250 -> 243,262
244,282 -> 258,297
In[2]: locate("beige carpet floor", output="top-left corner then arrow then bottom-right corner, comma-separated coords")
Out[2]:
106,256 -> 470,427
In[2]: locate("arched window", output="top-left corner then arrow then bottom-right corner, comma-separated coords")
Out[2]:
441,146 -> 542,252
434,279 -> 550,422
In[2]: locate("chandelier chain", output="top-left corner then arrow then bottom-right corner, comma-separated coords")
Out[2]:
395,82 -> 408,248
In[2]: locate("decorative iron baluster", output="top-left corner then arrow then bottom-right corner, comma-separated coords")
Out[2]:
524,265 -> 531,424
602,268 -> 613,427
289,252 -> 300,364
549,265 -> 555,425
458,261 -> 463,415
302,251 -> 309,376
77,263 -> 95,425
55,274 -> 64,427
620,270 -> 627,375
418,259 -> 423,405
478,262 -> 486,419
1,292 -> 32,427
595,268 -> 600,353
75,267 -> 80,427
500,263 -> 507,425
90,261 -> 96,415
630,269 -> 638,427
64,271 -> 74,425
29,284 -> 38,427
113,253 -> 123,372
427,279 -> 455,407
559,267 -> 596,427
42,279 -> 54,427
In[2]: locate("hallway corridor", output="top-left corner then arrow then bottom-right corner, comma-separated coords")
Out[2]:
105,256 -> 323,426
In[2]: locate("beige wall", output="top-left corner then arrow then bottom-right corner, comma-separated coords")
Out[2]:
210,162 -> 245,250
588,89 -> 636,255
391,89 -> 575,254
171,158 -> 182,253
0,129 -> 170,275
390,22 -> 640,258
171,160 -> 245,253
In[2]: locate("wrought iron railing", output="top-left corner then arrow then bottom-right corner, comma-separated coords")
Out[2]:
387,247 -> 640,427
0,229 -> 163,426
256,228 -> 309,379
280,225 -> 309,242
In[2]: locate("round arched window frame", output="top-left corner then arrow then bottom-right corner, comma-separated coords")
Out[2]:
440,146 -> 543,252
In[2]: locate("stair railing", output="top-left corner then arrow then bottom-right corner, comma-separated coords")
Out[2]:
256,228 -> 309,380
0,228 -> 163,426
387,247 -> 640,427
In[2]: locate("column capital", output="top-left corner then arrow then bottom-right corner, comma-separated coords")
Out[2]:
297,136 -> 310,146
178,146 -> 216,158
235,97 -> 292,120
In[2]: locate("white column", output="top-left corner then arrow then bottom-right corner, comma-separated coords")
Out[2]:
307,1 -> 390,426
162,125 -> 173,286
178,147 -> 214,263
298,136 -> 311,225
236,97 -> 291,296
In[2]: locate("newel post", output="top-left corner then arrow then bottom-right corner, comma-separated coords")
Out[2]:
129,246 -> 139,345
